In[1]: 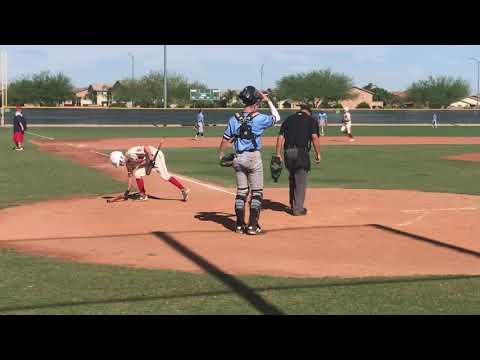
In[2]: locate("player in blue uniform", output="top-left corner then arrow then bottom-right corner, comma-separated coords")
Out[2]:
218,86 -> 280,235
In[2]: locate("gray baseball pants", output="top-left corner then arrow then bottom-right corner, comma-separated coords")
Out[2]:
232,151 -> 264,226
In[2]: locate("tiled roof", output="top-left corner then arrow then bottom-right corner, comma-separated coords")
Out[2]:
90,83 -> 113,91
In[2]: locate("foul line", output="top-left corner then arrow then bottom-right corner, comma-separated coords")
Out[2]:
172,173 -> 235,196
25,131 -> 55,140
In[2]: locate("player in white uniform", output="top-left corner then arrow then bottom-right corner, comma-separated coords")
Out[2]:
318,111 -> 328,136
340,107 -> 355,142
109,138 -> 190,201
194,110 -> 205,140
432,113 -> 438,128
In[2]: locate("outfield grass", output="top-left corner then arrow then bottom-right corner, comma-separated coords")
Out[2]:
1,248 -> 480,315
0,129 -> 124,209
164,144 -> 480,195
8,125 -> 480,140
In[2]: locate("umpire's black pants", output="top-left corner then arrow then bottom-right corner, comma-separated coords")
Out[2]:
284,147 -> 310,213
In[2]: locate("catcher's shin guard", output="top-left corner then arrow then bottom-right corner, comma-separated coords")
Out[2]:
248,191 -> 263,227
235,194 -> 247,225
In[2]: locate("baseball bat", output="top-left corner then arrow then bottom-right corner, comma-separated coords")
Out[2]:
106,194 -> 128,203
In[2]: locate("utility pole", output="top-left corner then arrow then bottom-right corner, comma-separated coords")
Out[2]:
164,45 -> 167,109
260,63 -> 264,91
470,57 -> 480,110
128,52 -> 134,107
1,51 -> 7,127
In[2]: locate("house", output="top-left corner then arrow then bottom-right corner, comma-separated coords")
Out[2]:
87,83 -> 114,106
73,87 -> 92,106
449,96 -> 480,108
340,86 -> 384,109
277,99 -> 303,109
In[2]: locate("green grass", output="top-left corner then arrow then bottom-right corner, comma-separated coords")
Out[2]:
12,125 -> 480,140
163,144 -> 480,195
0,129 -> 124,209
1,247 -> 480,315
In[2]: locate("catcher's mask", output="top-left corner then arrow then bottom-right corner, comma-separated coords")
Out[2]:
110,151 -> 125,167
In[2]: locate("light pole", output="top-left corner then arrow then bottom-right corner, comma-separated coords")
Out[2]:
1,51 -> 7,127
128,52 -> 134,107
470,57 -> 480,110
260,63 -> 264,91
163,45 -> 167,109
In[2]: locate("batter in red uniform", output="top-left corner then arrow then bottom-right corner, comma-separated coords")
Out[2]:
109,138 -> 190,201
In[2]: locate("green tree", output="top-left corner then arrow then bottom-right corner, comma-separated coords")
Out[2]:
112,72 -> 208,107
363,83 -> 399,105
406,76 -> 470,108
276,69 -> 354,106
9,71 -> 75,106
357,101 -> 371,109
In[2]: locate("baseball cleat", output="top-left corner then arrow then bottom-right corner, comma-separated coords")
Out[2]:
137,194 -> 148,201
235,224 -> 245,234
292,208 -> 308,216
181,188 -> 190,202
246,224 -> 262,235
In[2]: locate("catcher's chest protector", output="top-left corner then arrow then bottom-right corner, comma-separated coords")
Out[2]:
235,113 -> 258,149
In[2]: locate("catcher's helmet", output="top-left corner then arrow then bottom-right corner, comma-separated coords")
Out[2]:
110,151 -> 125,167
239,85 -> 261,106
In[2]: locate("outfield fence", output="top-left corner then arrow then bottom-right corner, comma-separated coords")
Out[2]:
2,108 -> 480,125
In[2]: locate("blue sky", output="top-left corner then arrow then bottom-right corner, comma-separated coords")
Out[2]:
1,45 -> 480,93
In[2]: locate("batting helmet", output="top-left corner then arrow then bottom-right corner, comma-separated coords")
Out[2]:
110,151 -> 125,167
239,85 -> 261,106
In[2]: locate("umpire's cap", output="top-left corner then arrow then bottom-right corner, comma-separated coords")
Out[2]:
239,85 -> 261,106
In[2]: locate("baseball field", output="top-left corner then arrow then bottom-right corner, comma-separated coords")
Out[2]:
2,125 -> 480,315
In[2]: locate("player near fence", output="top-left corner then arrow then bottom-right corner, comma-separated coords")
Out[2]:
12,106 -> 27,151
317,110 -> 328,136
218,86 -> 280,235
340,107 -> 355,142
194,109 -> 205,140
109,138 -> 190,202
432,113 -> 438,128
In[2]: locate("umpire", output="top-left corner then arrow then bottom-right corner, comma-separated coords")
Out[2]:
275,104 -> 321,216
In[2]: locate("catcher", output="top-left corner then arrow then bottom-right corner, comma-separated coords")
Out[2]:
108,138 -> 190,202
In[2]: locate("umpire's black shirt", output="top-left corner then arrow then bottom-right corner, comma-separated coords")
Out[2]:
279,111 -> 319,148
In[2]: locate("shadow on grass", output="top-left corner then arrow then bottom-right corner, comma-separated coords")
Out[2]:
1,274 -> 478,314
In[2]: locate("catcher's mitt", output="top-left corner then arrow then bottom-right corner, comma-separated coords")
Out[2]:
270,155 -> 283,183
220,153 -> 235,167
145,159 -> 155,175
